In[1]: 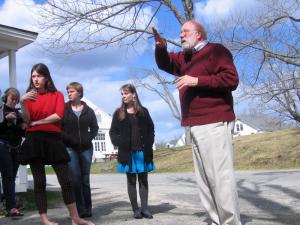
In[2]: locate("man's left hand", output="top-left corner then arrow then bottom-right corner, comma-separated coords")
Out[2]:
175,75 -> 198,90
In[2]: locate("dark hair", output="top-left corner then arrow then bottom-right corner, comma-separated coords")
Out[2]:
117,84 -> 144,121
2,87 -> 20,103
66,82 -> 83,99
26,63 -> 57,93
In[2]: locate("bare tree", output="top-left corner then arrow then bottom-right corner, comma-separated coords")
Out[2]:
132,68 -> 181,121
211,0 -> 300,124
38,0 -> 195,53
241,63 -> 300,123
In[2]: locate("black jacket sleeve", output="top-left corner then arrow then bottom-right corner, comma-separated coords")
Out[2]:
109,110 -> 121,147
144,108 -> 155,147
88,108 -> 99,141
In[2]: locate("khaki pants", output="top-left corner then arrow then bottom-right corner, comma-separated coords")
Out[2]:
190,121 -> 242,225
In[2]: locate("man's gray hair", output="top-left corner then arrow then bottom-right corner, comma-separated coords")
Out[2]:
184,20 -> 207,40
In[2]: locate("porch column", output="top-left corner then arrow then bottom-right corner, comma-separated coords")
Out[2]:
8,49 -> 28,192
8,49 -> 17,87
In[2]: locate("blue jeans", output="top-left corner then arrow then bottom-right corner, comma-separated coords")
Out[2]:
67,147 -> 93,216
0,140 -> 19,211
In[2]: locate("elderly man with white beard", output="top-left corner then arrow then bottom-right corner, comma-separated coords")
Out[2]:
152,20 -> 242,225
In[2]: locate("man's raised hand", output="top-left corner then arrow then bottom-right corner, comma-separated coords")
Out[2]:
152,27 -> 167,48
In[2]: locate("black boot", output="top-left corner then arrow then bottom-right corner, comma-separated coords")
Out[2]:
141,209 -> 153,219
133,208 -> 143,219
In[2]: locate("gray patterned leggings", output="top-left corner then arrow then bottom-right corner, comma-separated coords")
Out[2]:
126,172 -> 149,211
30,161 -> 75,214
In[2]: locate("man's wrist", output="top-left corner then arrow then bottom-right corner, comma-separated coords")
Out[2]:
193,77 -> 199,86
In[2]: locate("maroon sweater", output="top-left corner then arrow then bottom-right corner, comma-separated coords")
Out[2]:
155,42 -> 238,126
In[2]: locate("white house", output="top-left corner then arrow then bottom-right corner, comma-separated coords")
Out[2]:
0,24 -> 38,193
233,119 -> 261,137
175,133 -> 185,147
174,119 -> 262,147
81,97 -> 117,162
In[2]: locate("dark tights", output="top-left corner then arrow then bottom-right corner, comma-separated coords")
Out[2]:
126,172 -> 149,211
30,161 -> 75,214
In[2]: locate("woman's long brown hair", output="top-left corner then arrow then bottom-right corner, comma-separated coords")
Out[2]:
117,84 -> 144,121
26,63 -> 57,93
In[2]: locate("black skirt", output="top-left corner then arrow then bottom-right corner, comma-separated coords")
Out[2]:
18,131 -> 70,165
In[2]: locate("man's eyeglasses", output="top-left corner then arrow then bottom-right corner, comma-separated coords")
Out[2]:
180,30 -> 198,35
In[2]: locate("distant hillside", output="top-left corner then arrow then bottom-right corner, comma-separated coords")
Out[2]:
233,128 -> 300,170
91,128 -> 300,173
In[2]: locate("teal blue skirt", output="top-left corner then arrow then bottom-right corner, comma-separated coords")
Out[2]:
117,150 -> 156,173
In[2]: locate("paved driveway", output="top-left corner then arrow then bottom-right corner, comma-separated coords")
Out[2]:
1,170 -> 300,225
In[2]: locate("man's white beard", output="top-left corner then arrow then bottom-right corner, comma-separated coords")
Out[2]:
182,35 -> 198,50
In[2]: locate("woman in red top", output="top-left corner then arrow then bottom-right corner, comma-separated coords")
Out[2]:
19,63 -> 94,225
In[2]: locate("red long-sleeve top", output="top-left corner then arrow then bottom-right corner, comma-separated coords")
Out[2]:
155,42 -> 239,126
24,91 -> 65,133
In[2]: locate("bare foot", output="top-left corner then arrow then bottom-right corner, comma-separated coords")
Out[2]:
42,221 -> 58,225
40,213 -> 58,225
71,217 -> 95,225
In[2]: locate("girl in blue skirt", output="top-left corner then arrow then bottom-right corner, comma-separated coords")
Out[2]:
109,84 -> 155,219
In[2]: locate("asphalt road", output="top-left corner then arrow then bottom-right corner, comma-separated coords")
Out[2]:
1,170 -> 300,225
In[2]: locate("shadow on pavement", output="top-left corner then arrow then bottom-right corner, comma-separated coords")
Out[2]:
150,202 -> 177,215
238,178 -> 300,225
92,200 -> 128,218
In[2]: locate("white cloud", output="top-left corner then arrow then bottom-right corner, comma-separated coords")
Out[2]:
197,0 -> 235,17
0,0 -> 38,31
195,0 -> 260,22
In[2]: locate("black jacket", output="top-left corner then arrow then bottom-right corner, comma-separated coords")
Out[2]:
109,107 -> 155,165
0,105 -> 25,147
62,101 -> 99,152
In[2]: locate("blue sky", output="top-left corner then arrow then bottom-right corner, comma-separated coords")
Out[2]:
0,0 -> 258,142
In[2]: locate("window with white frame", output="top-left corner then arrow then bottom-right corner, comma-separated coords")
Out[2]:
236,124 -> 239,131
94,142 -> 100,151
100,133 -> 105,140
101,142 -> 106,151
240,123 -> 244,131
236,123 -> 244,132
94,132 -> 105,141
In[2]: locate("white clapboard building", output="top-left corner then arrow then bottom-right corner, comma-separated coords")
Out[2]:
233,118 -> 261,137
81,97 -> 117,162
